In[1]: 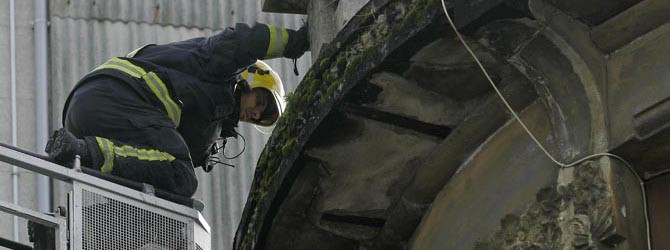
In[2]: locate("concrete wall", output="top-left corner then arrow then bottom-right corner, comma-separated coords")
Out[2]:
307,0 -> 368,60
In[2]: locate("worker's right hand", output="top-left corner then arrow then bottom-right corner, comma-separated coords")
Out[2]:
45,128 -> 89,166
284,22 -> 310,59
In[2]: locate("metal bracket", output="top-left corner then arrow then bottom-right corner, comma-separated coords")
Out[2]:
73,155 -> 82,172
142,183 -> 156,196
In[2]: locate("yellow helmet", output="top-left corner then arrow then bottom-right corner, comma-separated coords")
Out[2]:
240,60 -> 286,134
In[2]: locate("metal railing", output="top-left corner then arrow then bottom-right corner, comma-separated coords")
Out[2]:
0,143 -> 211,250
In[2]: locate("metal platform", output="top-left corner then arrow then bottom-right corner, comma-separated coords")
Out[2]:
0,143 -> 211,250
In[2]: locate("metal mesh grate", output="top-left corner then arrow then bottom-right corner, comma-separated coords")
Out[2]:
81,189 -> 189,250
196,244 -> 204,250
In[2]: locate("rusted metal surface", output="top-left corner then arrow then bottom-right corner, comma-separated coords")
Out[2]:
646,173 -> 670,249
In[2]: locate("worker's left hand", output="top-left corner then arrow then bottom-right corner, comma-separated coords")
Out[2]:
284,22 -> 310,59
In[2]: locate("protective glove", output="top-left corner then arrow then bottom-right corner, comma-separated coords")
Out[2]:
283,22 -> 310,59
45,128 -> 90,166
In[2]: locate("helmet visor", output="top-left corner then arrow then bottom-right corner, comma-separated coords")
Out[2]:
258,90 -> 279,126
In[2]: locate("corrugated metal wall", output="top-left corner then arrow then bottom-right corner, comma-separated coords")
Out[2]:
48,0 -> 311,249
0,0 -> 40,245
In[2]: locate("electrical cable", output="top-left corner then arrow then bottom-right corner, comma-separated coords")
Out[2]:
207,156 -> 236,168
438,1 -> 651,248
222,131 -> 246,160
207,131 -> 247,169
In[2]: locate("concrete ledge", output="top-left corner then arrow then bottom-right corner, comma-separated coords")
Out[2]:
261,0 -> 307,14
591,0 -> 670,54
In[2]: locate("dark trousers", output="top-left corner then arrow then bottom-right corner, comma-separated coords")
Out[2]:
64,76 -> 197,197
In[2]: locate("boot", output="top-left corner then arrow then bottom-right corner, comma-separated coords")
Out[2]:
45,128 -> 90,167
28,220 -> 55,250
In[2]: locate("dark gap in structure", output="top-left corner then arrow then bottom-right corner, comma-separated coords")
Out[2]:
321,213 -> 387,228
644,173 -> 670,249
610,126 -> 670,176
305,110 -> 365,149
339,103 -> 451,138
502,0 -> 533,18
256,154 -> 309,250
461,3 -> 530,34
376,17 -> 451,75
546,0 -> 640,26
344,81 -> 384,106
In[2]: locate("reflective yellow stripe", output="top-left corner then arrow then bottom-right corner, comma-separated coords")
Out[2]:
113,145 -> 175,162
279,28 -> 289,57
126,44 -> 150,58
93,57 -> 181,127
265,25 -> 290,59
95,58 -> 147,78
265,25 -> 277,58
96,137 -> 175,171
143,72 -> 181,126
96,137 -> 114,173
115,145 -> 135,158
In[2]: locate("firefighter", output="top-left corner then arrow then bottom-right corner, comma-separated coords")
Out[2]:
44,22 -> 309,197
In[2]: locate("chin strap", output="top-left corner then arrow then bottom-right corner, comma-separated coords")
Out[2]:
293,58 -> 299,76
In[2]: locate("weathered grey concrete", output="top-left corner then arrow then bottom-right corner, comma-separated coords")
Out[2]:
263,160 -> 359,250
335,1 -> 368,32
409,101 -> 557,250
591,0 -> 670,54
544,0 -> 640,26
305,114 -> 440,240
517,35 -> 593,160
307,0 -> 338,60
376,61 -> 539,249
368,72 -> 464,127
238,0 -> 664,249
306,0 -> 369,61
512,6 -> 650,247
475,18 -> 541,59
262,0 -> 307,14
608,23 -> 670,175
235,1 -> 450,247
529,0 -> 609,100
405,37 -> 501,101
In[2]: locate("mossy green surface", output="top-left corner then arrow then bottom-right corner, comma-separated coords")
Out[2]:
326,79 -> 343,97
281,138 -> 297,157
236,0 -> 441,249
319,58 -> 330,69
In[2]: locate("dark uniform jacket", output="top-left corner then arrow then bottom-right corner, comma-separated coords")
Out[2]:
61,22 -> 299,196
